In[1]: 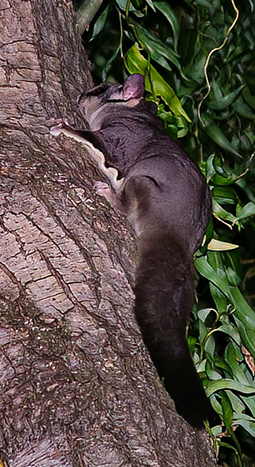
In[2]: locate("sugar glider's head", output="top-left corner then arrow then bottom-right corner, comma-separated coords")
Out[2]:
79,74 -> 145,124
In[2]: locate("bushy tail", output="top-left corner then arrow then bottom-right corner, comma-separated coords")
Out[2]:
134,233 -> 209,428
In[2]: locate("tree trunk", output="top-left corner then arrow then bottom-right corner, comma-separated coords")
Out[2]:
0,1 -> 216,465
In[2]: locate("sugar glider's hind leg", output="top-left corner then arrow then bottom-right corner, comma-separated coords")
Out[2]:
93,181 -> 127,214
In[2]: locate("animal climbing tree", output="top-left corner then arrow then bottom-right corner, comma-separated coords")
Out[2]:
0,1 -> 216,466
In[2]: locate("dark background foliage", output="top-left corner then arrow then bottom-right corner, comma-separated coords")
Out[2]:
74,0 -> 255,464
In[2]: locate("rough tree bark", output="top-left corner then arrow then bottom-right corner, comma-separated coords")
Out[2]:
0,1 -> 216,466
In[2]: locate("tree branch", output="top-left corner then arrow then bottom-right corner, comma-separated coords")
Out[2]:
76,0 -> 104,34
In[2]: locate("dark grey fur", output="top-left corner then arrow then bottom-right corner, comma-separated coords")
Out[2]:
53,74 -> 212,427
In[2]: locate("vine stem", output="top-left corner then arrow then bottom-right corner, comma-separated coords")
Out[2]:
198,0 -> 240,125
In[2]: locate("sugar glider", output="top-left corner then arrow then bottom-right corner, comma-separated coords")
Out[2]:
51,74 -> 212,427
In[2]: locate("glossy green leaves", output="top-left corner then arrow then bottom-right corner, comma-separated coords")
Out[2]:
125,44 -> 190,122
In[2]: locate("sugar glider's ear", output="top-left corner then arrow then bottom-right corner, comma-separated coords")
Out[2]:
122,74 -> 145,100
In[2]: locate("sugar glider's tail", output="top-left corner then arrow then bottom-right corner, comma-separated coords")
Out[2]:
134,233 -> 209,428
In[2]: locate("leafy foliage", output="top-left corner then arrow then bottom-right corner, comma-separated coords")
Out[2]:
77,0 -> 255,464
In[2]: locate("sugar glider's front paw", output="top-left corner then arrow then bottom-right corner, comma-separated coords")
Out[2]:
93,181 -> 115,205
50,122 -> 63,136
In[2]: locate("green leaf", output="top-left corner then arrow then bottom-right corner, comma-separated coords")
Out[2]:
154,2 -> 180,51
89,4 -> 110,41
225,267 -> 241,287
197,308 -> 214,322
209,283 -> 228,313
198,318 -> 208,343
125,44 -> 191,121
116,0 -> 136,11
195,254 -> 255,343
204,335 -> 216,356
236,201 -> 255,222
196,0 -> 215,8
232,317 -> 255,358
208,153 -> 255,186
212,186 -> 237,205
229,288 -> 255,333
217,323 -> 241,346
203,120 -> 240,157
144,0 -> 156,11
221,392 -> 242,460
212,199 -> 239,227
131,0 -> 145,9
149,54 -> 173,73
226,391 -> 246,414
236,177 -> 255,204
208,84 -> 245,111
158,110 -> 189,138
214,356 -> 231,374
224,343 -> 248,384
241,394 -> 255,420
132,22 -> 182,73
233,418 -> 255,438
102,47 -> 120,81
207,379 -> 255,398
207,369 -> 222,381
195,255 -> 229,297
210,394 -> 223,417
233,97 -> 255,120
221,392 -> 234,433
243,87 -> 255,111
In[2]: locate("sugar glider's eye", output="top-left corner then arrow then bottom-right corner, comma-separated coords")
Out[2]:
84,83 -> 123,103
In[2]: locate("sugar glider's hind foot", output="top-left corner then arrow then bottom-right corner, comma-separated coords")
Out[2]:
93,181 -> 116,206
93,181 -> 111,196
